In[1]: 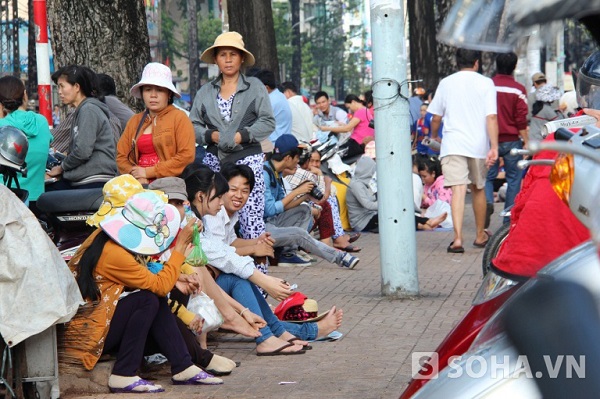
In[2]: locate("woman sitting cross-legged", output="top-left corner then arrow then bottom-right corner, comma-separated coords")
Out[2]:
63,191 -> 222,393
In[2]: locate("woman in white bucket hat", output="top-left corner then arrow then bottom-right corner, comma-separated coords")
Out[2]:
117,62 -> 195,185
190,32 -> 275,273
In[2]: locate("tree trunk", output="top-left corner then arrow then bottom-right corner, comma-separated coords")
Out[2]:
290,0 -> 301,88
227,0 -> 279,79
434,0 -> 456,82
47,0 -> 150,109
27,0 -> 37,99
188,0 -> 199,100
407,0 -> 439,91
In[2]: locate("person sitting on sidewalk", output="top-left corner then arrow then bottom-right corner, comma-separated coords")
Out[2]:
263,134 -> 318,267
202,163 -> 345,339
183,165 -> 342,354
264,134 -> 359,269
208,163 -> 359,270
284,149 -> 361,255
347,156 -> 447,233
63,192 -> 223,393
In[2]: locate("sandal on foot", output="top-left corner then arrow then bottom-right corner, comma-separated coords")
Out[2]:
288,337 -> 312,350
109,379 -> 165,393
447,241 -> 465,253
256,342 -> 306,356
335,244 -> 361,253
473,238 -> 489,248
348,232 -> 361,243
172,370 -> 223,385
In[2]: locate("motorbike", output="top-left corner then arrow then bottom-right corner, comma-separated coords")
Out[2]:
480,115 -> 596,276
405,123 -> 600,398
400,122 -> 594,398
36,188 -> 103,260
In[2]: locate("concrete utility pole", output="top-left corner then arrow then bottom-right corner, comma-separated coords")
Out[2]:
370,0 -> 418,296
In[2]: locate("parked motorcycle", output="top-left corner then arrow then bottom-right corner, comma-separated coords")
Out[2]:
406,123 -> 600,398
36,188 -> 103,260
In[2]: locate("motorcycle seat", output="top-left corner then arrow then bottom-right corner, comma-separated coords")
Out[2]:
37,188 -> 104,214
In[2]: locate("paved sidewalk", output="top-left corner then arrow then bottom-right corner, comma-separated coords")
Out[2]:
66,204 -> 504,399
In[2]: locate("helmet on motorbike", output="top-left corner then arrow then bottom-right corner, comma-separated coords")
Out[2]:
0,125 -> 28,174
576,51 -> 600,110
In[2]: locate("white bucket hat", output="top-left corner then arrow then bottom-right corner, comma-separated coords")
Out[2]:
130,62 -> 181,99
100,191 -> 180,255
200,31 -> 255,66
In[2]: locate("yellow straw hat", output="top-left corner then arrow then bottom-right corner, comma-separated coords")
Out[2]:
200,31 -> 255,66
87,175 -> 167,227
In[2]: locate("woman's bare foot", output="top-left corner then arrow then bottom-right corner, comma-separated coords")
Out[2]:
278,331 -> 309,347
221,312 -> 261,338
195,332 -> 208,349
425,212 -> 447,229
316,306 -> 343,339
256,336 -> 304,354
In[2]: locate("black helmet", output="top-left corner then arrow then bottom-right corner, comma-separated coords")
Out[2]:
0,125 -> 28,176
576,51 -> 600,109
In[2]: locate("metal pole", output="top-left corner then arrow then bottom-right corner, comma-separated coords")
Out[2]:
33,0 -> 52,125
370,0 -> 418,296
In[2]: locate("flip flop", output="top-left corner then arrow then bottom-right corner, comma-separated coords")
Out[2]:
109,378 -> 165,393
172,370 -> 223,385
473,238 -> 490,248
336,245 -> 361,253
348,232 -> 361,243
288,337 -> 313,350
256,342 -> 306,356
447,241 -> 465,253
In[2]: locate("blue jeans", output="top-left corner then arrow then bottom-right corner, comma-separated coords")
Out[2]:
485,140 -> 523,223
215,273 -> 317,343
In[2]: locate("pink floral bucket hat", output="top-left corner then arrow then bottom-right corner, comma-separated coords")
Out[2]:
100,191 -> 180,255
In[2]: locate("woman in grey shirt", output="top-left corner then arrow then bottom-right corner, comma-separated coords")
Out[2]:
190,32 -> 275,274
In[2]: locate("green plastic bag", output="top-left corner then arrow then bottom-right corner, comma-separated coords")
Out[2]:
185,224 -> 208,267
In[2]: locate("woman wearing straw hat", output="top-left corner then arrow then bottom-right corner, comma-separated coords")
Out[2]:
63,191 -> 223,392
116,62 -> 195,185
190,32 -> 275,272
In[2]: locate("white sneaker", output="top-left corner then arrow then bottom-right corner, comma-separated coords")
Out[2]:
340,253 -> 359,269
297,250 -> 317,263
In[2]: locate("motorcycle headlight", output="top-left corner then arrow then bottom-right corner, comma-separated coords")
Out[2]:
550,153 -> 574,205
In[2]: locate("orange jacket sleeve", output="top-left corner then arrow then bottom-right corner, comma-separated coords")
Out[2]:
97,240 -> 185,297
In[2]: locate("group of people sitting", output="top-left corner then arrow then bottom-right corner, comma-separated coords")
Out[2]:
0,31 -> 378,393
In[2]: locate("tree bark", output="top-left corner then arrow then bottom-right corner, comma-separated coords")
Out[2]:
188,0 -> 199,100
407,0 -> 439,91
227,0 -> 279,79
434,0 -> 456,82
290,0 -> 301,88
47,0 -> 150,109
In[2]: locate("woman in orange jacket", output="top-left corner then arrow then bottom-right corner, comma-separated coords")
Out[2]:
116,63 -> 195,184
63,192 -> 222,392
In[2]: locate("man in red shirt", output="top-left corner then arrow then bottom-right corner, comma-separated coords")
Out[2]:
485,52 -> 529,225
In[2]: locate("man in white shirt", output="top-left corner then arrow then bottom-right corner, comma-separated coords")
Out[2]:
281,81 -> 315,144
313,91 -> 348,125
428,48 -> 499,253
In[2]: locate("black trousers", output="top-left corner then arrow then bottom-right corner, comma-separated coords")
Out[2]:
339,138 -> 365,161
103,290 -> 193,376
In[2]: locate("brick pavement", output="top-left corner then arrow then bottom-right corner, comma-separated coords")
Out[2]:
63,203 -> 504,399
